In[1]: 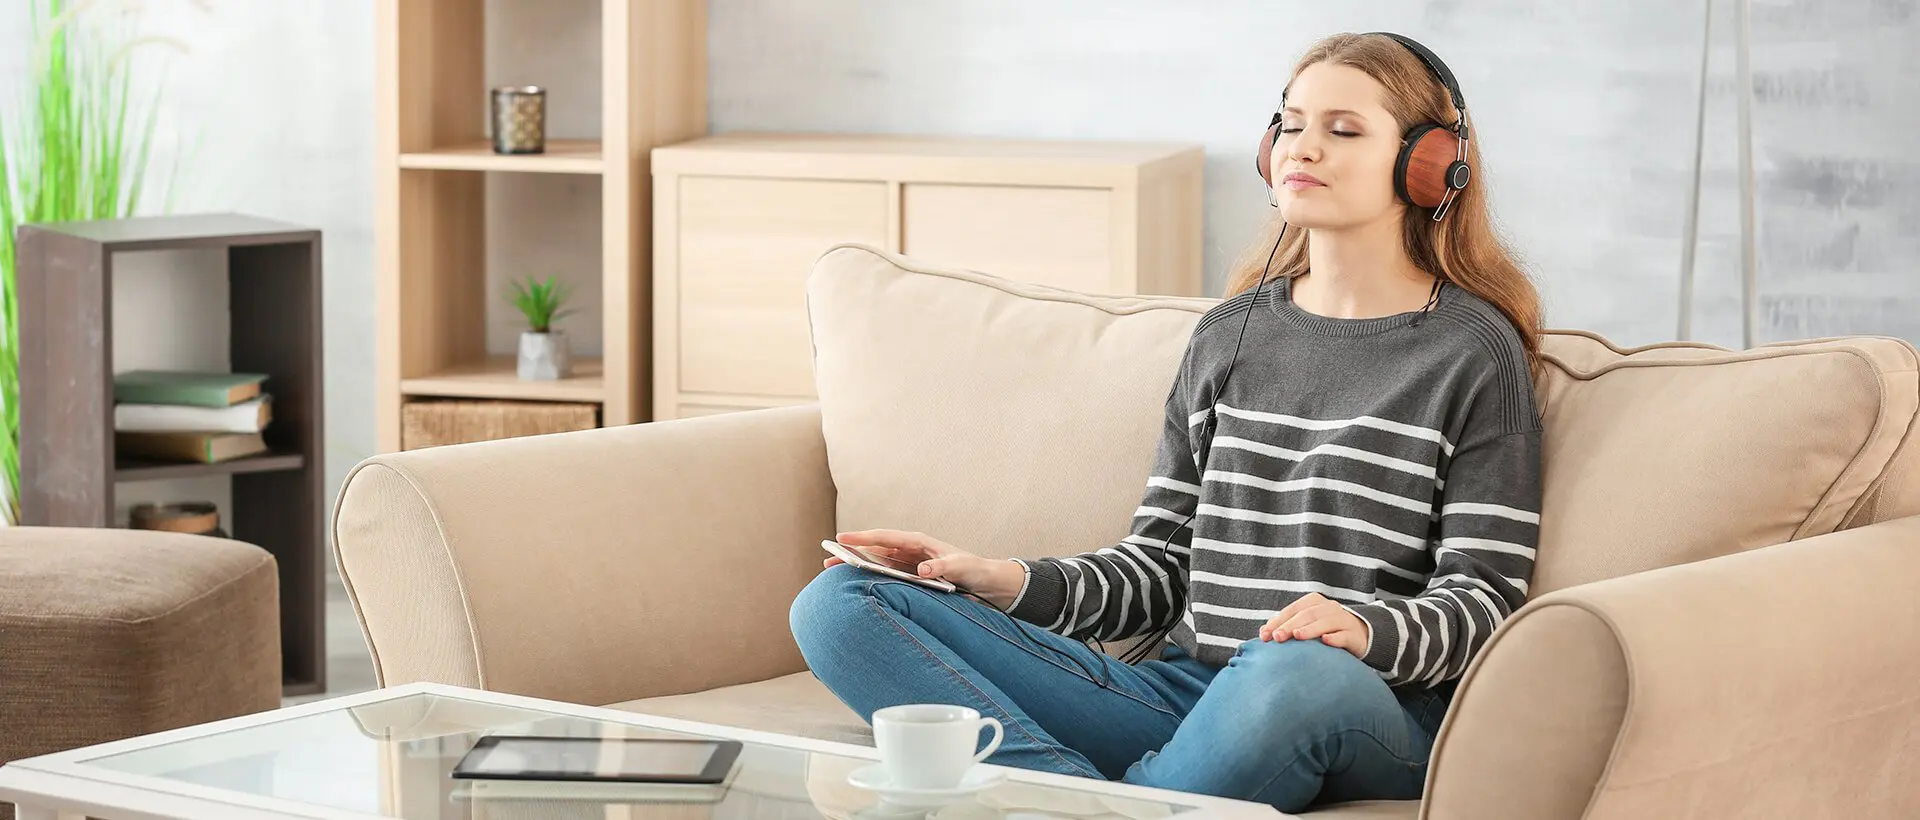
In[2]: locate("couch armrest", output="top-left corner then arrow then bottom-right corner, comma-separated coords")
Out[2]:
331,404 -> 833,707
1426,514 -> 1920,820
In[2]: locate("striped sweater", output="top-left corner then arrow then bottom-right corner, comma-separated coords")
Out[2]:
1007,274 -> 1543,688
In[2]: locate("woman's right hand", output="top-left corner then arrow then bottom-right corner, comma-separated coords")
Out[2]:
827,529 -> 1027,609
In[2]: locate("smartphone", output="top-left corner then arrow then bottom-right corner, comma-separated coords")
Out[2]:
821,540 -> 958,593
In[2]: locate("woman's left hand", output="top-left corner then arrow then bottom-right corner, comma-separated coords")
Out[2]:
1259,592 -> 1371,660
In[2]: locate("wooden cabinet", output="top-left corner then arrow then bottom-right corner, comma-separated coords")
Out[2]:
676,177 -> 890,400
650,133 -> 1205,421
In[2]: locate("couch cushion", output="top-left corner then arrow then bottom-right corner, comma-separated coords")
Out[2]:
610,671 -> 872,747
1302,801 -> 1421,819
1530,329 -> 1919,594
1757,335 -> 1920,529
806,243 -> 1214,564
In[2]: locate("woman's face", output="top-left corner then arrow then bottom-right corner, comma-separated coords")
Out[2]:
1268,62 -> 1406,231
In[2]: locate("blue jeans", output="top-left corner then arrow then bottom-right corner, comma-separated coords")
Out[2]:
788,564 -> 1455,813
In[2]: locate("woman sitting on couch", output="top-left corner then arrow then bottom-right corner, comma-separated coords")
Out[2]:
790,31 -> 1545,814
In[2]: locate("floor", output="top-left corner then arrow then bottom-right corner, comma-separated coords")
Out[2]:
282,578 -> 380,706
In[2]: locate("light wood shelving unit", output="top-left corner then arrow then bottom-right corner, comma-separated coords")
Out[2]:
373,0 -> 706,452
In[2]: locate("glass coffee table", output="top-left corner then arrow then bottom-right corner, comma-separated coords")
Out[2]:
0,681 -> 1285,819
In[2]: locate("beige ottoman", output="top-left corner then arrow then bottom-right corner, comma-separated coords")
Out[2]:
0,527 -> 282,819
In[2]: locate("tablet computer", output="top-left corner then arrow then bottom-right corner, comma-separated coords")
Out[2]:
451,735 -> 744,784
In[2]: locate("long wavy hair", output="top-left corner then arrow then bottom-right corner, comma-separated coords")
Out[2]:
1228,33 -> 1543,377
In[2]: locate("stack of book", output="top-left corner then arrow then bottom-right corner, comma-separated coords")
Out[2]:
113,371 -> 273,463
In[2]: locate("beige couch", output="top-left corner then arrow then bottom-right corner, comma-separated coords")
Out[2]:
334,244 -> 1920,819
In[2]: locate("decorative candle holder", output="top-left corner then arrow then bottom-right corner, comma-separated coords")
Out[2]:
490,85 -> 547,154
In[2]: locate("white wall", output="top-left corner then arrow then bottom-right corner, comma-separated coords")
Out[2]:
5,0 -> 1918,530
707,0 -> 1920,347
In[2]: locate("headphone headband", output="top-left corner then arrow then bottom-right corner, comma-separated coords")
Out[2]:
1273,32 -> 1469,137
1366,32 -> 1467,116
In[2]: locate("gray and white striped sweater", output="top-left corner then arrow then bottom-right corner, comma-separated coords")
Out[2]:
1007,274 -> 1543,688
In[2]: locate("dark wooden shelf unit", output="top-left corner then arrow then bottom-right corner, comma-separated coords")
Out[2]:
16,213 -> 328,698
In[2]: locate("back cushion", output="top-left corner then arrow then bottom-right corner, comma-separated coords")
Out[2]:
805,244 -> 1210,562
806,244 -> 1920,600
1529,330 -> 1919,594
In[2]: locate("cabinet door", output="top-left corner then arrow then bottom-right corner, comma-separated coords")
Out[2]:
901,184 -> 1114,293
676,177 -> 890,398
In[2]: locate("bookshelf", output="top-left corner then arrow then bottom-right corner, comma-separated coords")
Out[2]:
372,0 -> 707,452
14,213 -> 328,697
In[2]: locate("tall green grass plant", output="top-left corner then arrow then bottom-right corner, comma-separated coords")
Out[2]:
0,0 -> 190,523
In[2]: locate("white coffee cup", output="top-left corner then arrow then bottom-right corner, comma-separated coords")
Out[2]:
871,704 -> 1004,790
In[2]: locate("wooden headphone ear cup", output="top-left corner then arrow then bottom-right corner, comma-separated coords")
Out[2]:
1256,124 -> 1280,187
1397,124 -> 1462,209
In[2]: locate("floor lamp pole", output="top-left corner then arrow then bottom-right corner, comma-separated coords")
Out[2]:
1677,0 -> 1714,341
1734,0 -> 1758,348
1677,0 -> 1760,347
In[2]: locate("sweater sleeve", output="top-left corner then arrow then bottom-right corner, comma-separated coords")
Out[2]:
1006,357 -> 1198,643
1343,424 -> 1542,687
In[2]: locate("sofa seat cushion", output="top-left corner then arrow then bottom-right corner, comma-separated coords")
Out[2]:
1302,801 -> 1420,818
608,671 -> 872,747
610,670 -> 1418,817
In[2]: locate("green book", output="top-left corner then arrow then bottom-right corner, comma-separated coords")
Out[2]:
113,370 -> 268,408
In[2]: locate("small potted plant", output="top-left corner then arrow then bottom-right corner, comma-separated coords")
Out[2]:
508,275 -> 575,380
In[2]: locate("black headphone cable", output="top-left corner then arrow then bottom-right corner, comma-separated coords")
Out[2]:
907,219 -> 1299,688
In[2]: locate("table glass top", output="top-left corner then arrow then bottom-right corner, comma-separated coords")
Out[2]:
69,690 -> 1202,819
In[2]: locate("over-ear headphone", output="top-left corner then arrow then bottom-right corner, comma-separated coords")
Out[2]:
1256,32 -> 1472,221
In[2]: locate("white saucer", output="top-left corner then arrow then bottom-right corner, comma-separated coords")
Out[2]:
847,763 -> 1007,806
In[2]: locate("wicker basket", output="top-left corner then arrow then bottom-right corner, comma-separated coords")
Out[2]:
401,399 -> 600,450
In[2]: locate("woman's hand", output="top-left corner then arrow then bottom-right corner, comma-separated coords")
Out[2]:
827,529 -> 1027,609
1259,592 -> 1372,660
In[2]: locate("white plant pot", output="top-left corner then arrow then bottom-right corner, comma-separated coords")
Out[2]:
517,330 -> 571,380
